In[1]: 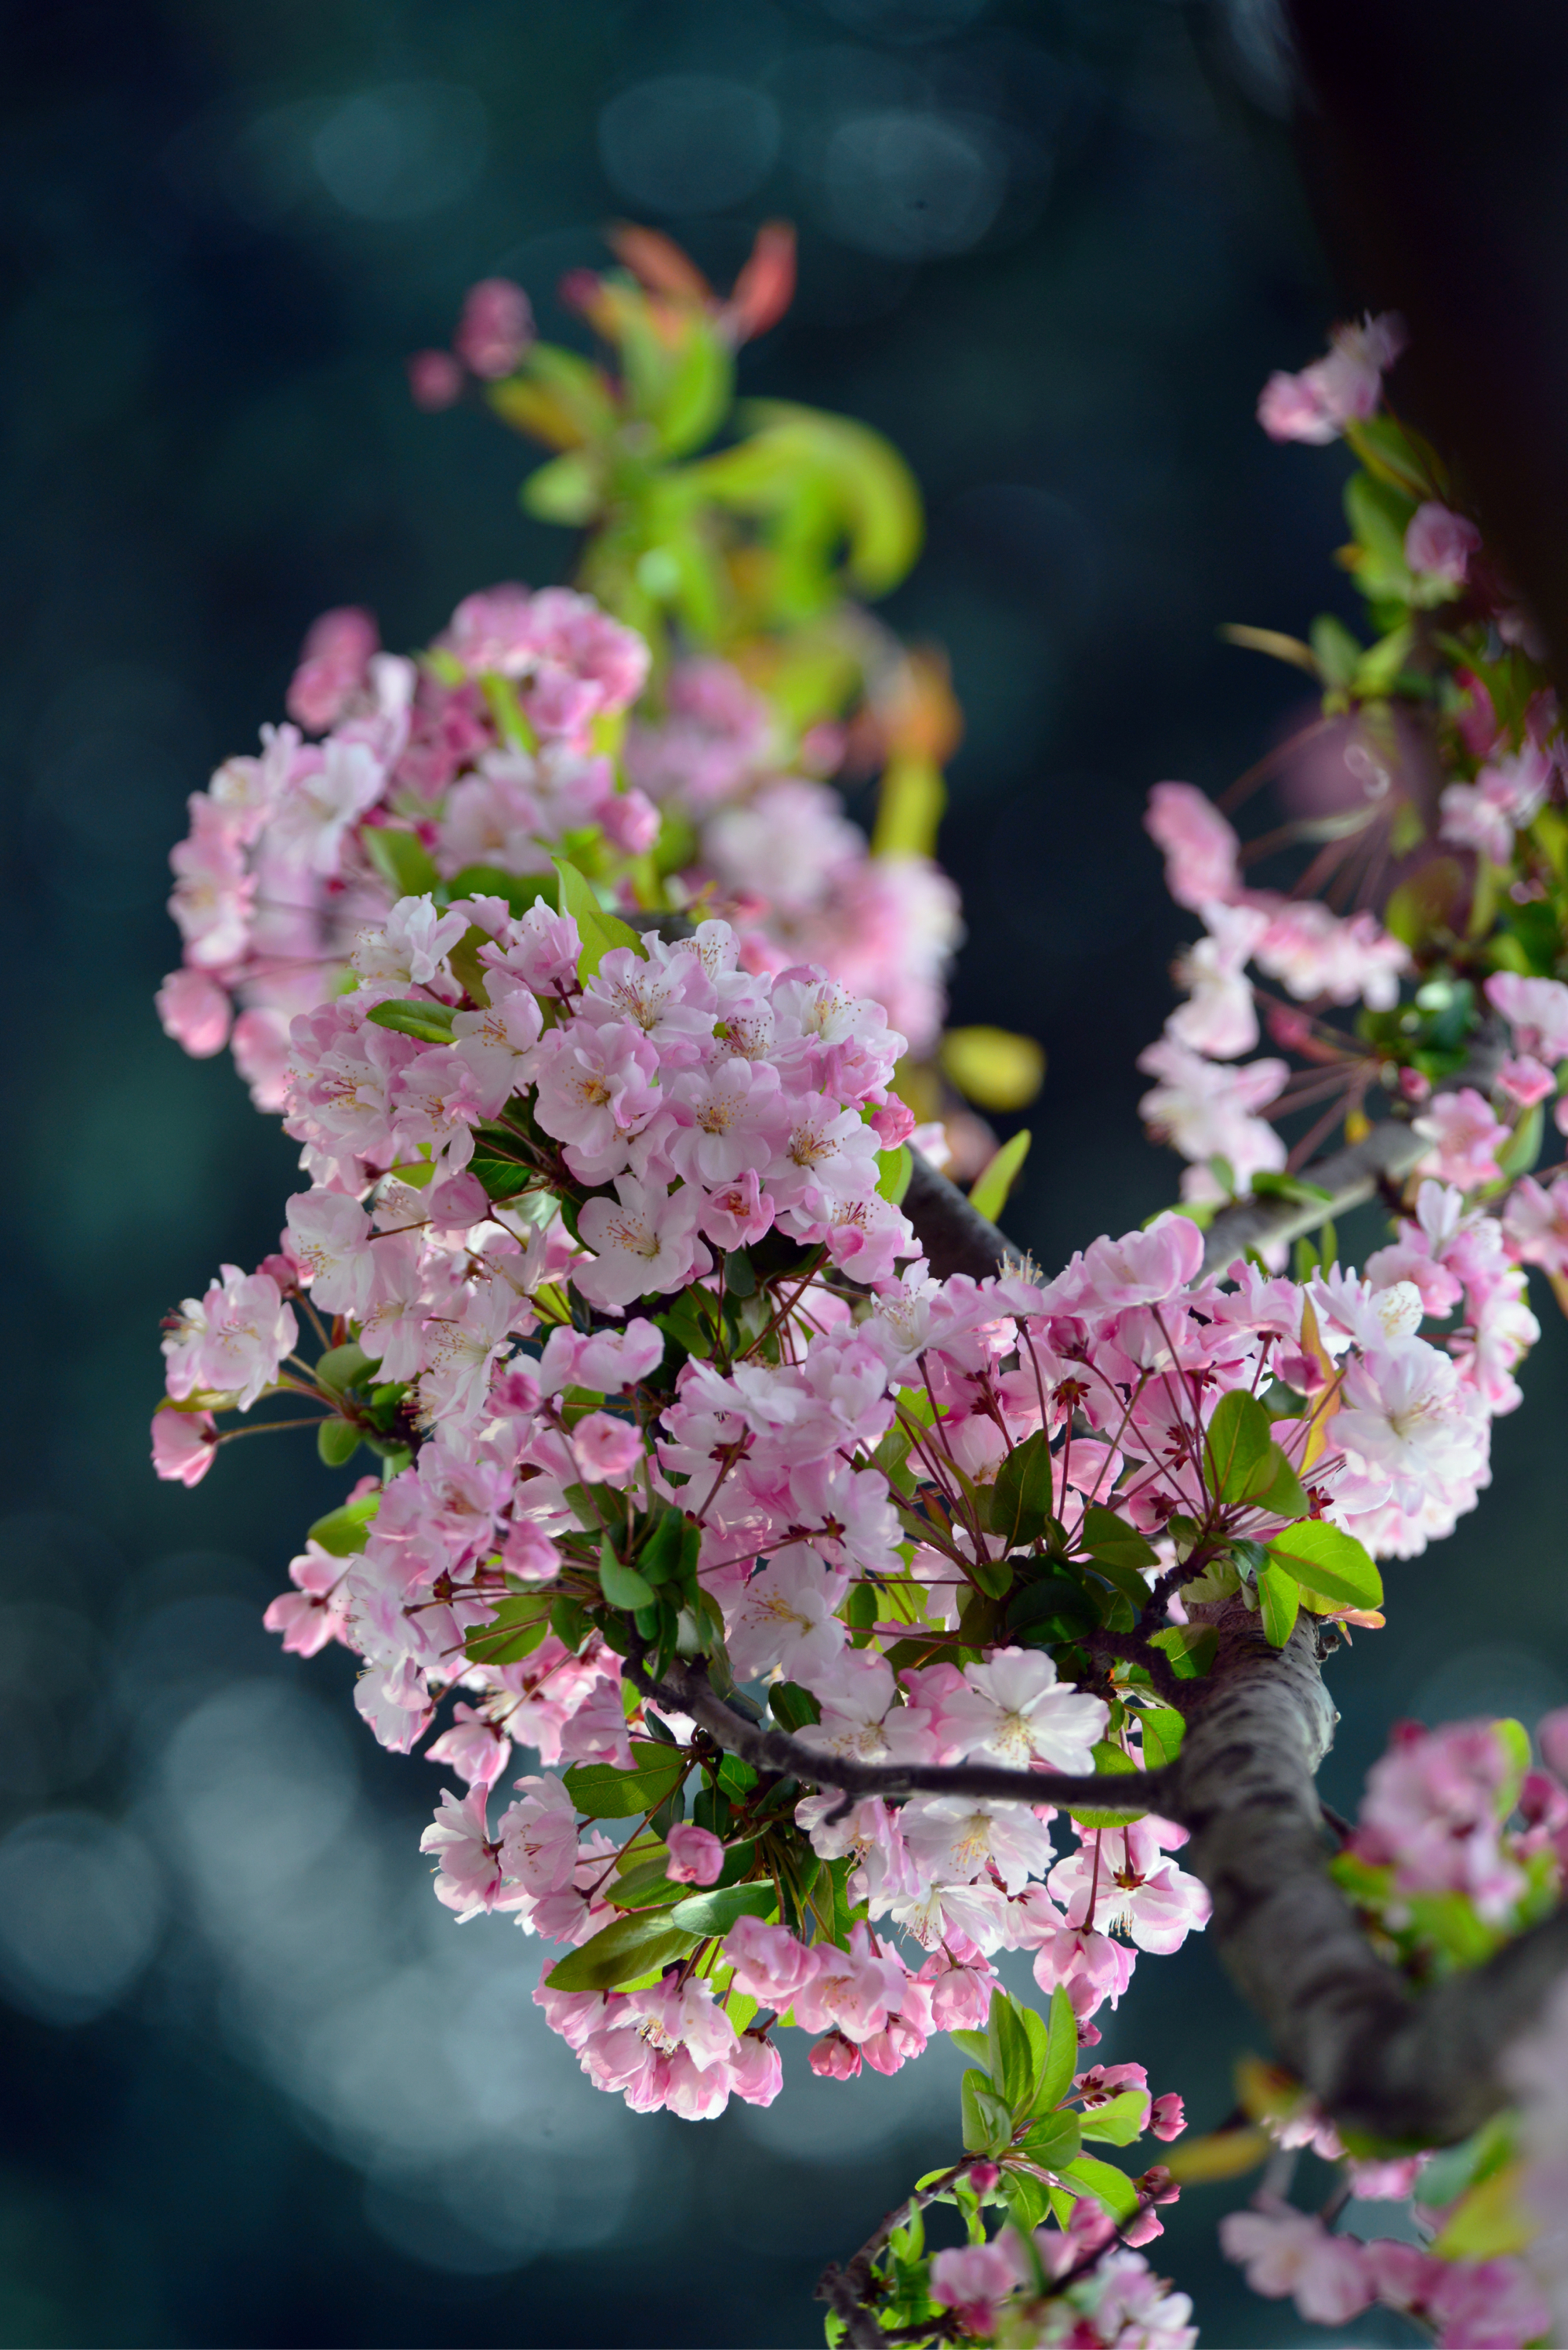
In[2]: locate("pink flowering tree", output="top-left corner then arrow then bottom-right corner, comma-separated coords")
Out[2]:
152,279 -> 1568,2348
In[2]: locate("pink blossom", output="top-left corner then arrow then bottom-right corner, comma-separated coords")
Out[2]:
665,1823 -> 724,1885
902,1793 -> 1055,1897
1150,2091 -> 1185,2141
169,797 -> 256,968
426,1702 -> 512,1788
571,1411 -> 644,1484
723,1917 -> 821,2007
481,901 -> 582,997
1219,2209 -> 1372,2325
576,1175 -> 712,1311
940,1648 -> 1107,1773
286,607 -> 379,733
1256,312 -> 1405,444
1135,1037 -> 1288,1194
793,1924 -> 908,2043
1486,970 -> 1568,1062
1352,1718 -> 1524,1920
151,1406 -> 219,1487
1498,1054 -> 1556,1109
156,968 -> 232,1057
699,1169 -> 776,1251
496,1774 -> 579,1895
453,278 -> 534,379
1167,901 -> 1269,1057
728,2032 -> 783,2106
162,1263 -> 297,1410
263,1538 -> 351,1654
1047,1819 -> 1210,1954
1144,782 -> 1241,910
419,1785 -> 510,1921
724,1547 -> 847,1683
1252,898 -> 1409,1011
532,1020 -> 661,1179
1414,1088 -> 1512,1190
1406,501 -> 1481,587
407,349 -> 464,409
928,2242 -> 1018,2334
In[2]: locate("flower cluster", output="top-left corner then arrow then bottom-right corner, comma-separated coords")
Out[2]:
1221,2203 -> 1550,2347
151,289 -> 1568,2350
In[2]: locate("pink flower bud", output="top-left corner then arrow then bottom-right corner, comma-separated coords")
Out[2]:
1150,2092 -> 1186,2141
869,1099 -> 916,1149
572,1411 -> 643,1485
967,2163 -> 1000,2193
665,1823 -> 724,1886
808,2029 -> 861,2081
407,349 -> 464,410
453,278 -> 535,380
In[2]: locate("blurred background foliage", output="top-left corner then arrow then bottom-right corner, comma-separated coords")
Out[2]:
3,2 -> 1566,2344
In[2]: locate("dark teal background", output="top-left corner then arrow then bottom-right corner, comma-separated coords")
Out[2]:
2,2 -> 1563,2343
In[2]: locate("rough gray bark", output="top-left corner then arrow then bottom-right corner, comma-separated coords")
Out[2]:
904,1149 -> 1029,1281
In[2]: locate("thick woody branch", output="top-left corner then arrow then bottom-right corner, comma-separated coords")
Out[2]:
626,1653 -> 1177,1816
904,1150 -> 1029,1281
1171,1600 -> 1568,2142
1199,1021 -> 1508,1273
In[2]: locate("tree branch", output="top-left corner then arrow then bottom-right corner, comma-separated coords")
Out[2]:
1198,1020 -> 1508,1273
904,1150 -> 1029,1281
626,1653 -> 1177,1816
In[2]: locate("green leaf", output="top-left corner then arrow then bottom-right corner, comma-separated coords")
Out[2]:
562,1738 -> 687,1820
988,1429 -> 1056,1550
362,826 -> 439,899
1080,2090 -> 1150,2147
652,320 -> 733,456
447,866 -> 554,920
1068,1742 -> 1145,1830
463,1592 -> 554,1668
1203,1390 -> 1273,1504
637,1507 -> 695,1589
1137,1707 -> 1185,1770
968,1129 -> 1030,1225
1497,1101 -> 1544,1182
1059,2155 -> 1139,2227
667,1882 -> 777,1937
1033,1985 -> 1079,2118
986,1991 -> 1035,2116
960,2069 -> 1014,2158
1148,1624 -> 1218,1679
1001,2169 -> 1052,2232
470,1154 -> 537,1203
1265,1520 -> 1383,1611
1017,2110 -> 1083,2172
1078,1508 -> 1157,1573
521,451 -> 602,525
544,1909 -> 698,1993
1310,614 -> 1363,692
875,1144 -> 913,1205
769,1680 -> 822,1735
606,1855 -> 687,1912
598,1536 -> 657,1612
1257,1562 -> 1300,1649
1241,1442 -> 1310,1521
949,2030 -> 991,2072
366,998 -> 457,1044
307,1491 -> 380,1555
317,1418 -> 360,1468
315,1342 -> 372,1395
550,857 -> 644,980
